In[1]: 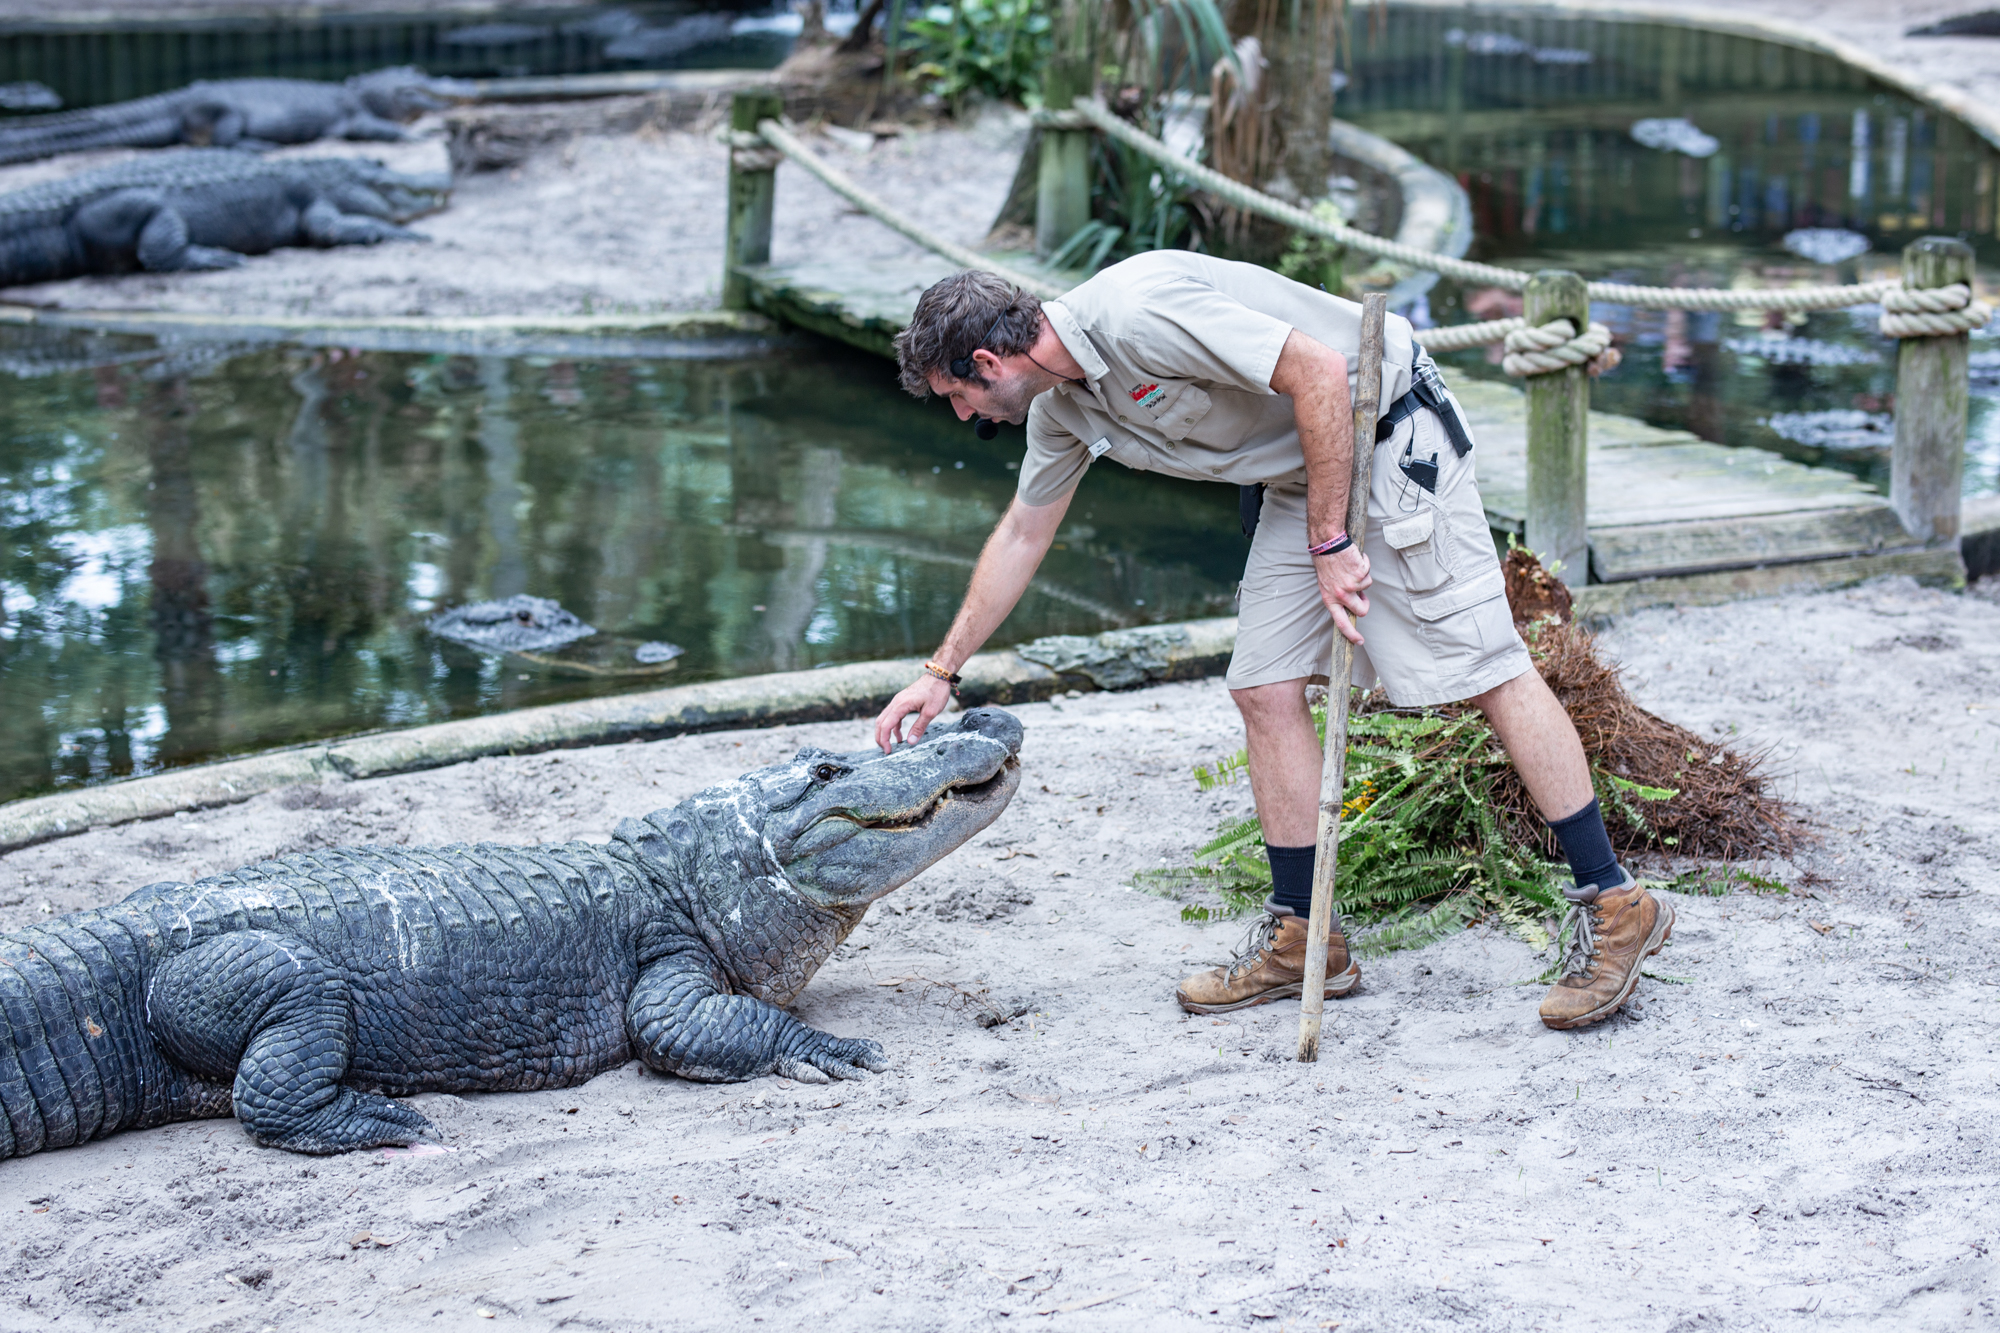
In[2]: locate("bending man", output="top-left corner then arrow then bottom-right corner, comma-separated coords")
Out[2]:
871,255 -> 1670,1030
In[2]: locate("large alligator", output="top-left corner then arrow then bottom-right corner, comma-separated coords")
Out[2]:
0,708 -> 1023,1158
0,151 -> 448,288
0,68 -> 458,167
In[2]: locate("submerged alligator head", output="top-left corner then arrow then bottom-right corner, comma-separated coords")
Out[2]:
620,707 -> 1024,1005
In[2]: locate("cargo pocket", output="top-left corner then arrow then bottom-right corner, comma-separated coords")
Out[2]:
1380,507 -> 1451,595
1411,568 -> 1509,674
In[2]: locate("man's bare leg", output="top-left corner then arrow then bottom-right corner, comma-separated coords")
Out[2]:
1465,668 -> 1593,820
1231,679 -> 1321,845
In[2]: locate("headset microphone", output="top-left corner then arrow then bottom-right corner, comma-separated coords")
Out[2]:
973,417 -> 999,440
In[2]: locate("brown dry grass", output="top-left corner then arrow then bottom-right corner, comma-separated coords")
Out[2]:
1494,549 -> 1802,860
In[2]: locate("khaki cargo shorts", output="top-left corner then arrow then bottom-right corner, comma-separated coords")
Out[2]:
1224,394 -> 1533,707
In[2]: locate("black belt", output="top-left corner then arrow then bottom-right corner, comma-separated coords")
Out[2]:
1374,368 -> 1474,458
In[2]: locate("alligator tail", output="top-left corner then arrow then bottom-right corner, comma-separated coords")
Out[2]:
0,104 -> 186,168
0,915 -> 162,1160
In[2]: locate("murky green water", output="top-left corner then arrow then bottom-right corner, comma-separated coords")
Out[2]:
0,337 -> 1236,802
0,3 -> 788,107
1339,7 -> 2000,496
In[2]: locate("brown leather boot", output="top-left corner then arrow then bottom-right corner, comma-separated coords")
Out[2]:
1175,906 -> 1361,1014
1539,871 -> 1674,1030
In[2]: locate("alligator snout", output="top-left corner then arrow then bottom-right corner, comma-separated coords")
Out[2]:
951,707 -> 1025,756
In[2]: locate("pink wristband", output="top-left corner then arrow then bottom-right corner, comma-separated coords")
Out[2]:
1308,532 -> 1353,557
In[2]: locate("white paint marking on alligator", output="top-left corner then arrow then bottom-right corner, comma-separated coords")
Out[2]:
363,873 -> 424,972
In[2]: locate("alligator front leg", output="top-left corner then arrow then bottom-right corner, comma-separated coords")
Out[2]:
300,199 -> 423,247
626,957 -> 889,1084
146,932 -> 434,1154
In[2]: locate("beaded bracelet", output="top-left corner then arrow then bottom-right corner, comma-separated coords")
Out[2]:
1308,532 -> 1354,558
922,660 -> 963,686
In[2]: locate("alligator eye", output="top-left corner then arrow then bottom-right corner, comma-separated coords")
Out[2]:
812,763 -> 843,783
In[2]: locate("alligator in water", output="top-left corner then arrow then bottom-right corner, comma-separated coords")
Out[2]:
430,595 -> 595,654
0,68 -> 460,167
0,708 -> 1023,1158
0,150 -> 448,288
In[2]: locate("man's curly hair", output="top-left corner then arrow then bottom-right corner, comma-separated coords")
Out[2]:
894,270 -> 1043,397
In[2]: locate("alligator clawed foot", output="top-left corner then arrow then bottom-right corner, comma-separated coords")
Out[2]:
248,1088 -> 437,1156
778,1034 -> 889,1084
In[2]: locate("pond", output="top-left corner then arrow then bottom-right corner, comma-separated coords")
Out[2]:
0,3 -> 796,106
0,334 -> 1238,804
1334,6 -> 2000,497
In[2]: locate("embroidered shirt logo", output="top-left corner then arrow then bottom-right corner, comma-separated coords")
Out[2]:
1128,383 -> 1168,411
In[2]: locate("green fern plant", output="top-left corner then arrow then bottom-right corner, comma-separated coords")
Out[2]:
1136,699 -> 1672,958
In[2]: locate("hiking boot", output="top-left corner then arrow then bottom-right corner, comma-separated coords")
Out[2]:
1175,905 -> 1361,1015
1539,870 -> 1674,1030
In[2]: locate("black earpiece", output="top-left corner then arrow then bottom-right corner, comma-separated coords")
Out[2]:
949,310 -> 1008,383
973,417 -> 999,440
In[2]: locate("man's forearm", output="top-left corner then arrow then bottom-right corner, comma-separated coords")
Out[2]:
1270,330 -> 1354,544
930,494 -> 1070,670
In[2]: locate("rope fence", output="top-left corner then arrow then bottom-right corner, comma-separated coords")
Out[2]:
746,108 -> 1989,382
743,122 -> 1066,303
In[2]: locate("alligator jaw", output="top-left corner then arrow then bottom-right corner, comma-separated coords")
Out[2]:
836,756 -> 1017,833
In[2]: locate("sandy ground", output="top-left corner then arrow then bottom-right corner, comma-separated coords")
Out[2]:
0,106 -> 1025,319
0,573 -> 1993,1331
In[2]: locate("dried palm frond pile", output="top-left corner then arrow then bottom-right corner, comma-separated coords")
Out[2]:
1138,549 -> 1802,954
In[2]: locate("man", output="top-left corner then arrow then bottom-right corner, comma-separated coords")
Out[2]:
871,254 -> 1670,1030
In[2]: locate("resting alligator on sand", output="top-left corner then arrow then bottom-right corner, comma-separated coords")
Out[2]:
0,709 -> 1023,1159
0,68 -> 458,167
0,150 -> 448,287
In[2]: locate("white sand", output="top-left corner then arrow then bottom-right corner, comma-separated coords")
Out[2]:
0,574 -> 1994,1329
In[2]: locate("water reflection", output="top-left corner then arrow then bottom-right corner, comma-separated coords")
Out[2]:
0,338 -> 1240,803
1339,6 -> 2000,496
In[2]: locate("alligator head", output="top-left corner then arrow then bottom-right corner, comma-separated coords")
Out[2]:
290,157 -> 453,223
348,66 -> 474,120
757,707 -> 1025,901
616,707 -> 1023,993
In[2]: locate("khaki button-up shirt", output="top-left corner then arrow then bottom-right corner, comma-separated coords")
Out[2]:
1016,251 -> 1417,506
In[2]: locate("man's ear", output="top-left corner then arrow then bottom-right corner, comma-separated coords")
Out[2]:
970,347 -> 1009,378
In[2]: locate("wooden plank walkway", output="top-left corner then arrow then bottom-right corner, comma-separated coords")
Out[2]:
740,259 -> 1965,615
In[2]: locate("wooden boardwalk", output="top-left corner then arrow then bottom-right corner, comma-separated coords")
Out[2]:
740,259 -> 1966,615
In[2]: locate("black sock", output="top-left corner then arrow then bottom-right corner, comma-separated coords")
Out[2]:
1546,797 -> 1623,893
1265,843 -> 1316,917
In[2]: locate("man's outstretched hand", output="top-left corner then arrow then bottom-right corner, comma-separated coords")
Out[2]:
1315,545 -> 1373,645
874,674 -> 954,752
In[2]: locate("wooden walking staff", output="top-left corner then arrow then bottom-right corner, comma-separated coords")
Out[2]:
1297,291 -> 1389,1063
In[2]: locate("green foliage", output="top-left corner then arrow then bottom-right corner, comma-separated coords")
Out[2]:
1137,699 -> 1675,958
904,0 -> 1053,106
1274,200 -> 1348,294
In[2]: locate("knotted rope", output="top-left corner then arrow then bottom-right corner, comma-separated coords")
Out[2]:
1499,319 -> 1621,378
1879,282 -> 1993,338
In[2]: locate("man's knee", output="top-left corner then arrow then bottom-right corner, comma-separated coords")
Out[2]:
1465,664 -> 1542,715
1230,678 -> 1310,724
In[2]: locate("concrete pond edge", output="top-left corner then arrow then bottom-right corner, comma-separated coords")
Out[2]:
0,619 -> 1238,852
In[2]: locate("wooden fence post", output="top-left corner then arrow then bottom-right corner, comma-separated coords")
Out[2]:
1035,0 -> 1093,257
1892,237 -> 1972,545
721,89 -> 785,312
1523,269 -> 1591,582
